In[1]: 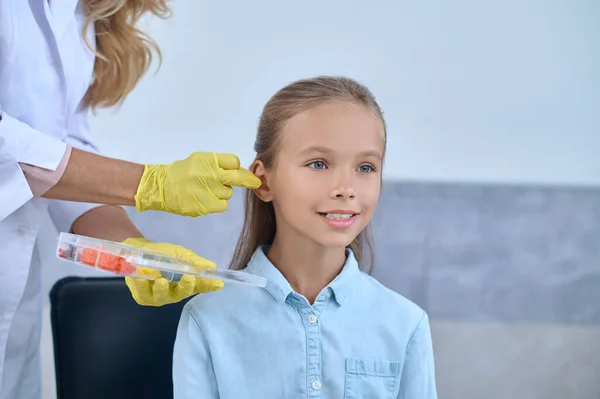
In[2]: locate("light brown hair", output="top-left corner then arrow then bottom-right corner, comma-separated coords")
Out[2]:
229,76 -> 387,273
82,0 -> 171,110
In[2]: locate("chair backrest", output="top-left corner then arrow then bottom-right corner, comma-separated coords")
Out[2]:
50,276 -> 190,399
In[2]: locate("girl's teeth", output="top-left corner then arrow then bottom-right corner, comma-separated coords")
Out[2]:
325,213 -> 354,220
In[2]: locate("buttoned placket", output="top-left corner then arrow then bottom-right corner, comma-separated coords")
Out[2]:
285,288 -> 334,398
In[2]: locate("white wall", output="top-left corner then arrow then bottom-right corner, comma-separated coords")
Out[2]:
89,0 -> 600,186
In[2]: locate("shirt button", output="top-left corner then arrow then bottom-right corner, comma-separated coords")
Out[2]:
312,380 -> 321,390
325,290 -> 332,298
308,314 -> 318,324
15,226 -> 28,236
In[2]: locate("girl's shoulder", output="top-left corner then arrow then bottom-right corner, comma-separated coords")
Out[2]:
183,282 -> 273,322
355,271 -> 427,326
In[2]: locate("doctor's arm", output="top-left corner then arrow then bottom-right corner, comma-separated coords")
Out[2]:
44,146 -> 144,206
397,312 -> 438,399
172,305 -> 220,399
0,108 -> 260,222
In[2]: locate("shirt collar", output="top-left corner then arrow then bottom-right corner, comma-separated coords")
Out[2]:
244,245 -> 360,306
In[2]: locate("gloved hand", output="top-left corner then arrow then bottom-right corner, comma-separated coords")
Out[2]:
134,152 -> 261,217
123,237 -> 223,306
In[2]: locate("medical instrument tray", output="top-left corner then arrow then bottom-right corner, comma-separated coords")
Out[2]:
56,232 -> 267,288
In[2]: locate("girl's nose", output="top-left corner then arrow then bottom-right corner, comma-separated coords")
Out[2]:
330,175 -> 356,200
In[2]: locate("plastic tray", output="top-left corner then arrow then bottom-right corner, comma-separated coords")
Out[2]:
56,233 -> 267,288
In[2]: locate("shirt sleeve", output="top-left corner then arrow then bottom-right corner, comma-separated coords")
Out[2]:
20,145 -> 73,197
397,312 -> 438,399
172,305 -> 220,398
0,108 -> 67,221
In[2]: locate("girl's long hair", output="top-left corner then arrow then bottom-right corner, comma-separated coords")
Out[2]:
82,0 -> 171,110
228,76 -> 387,273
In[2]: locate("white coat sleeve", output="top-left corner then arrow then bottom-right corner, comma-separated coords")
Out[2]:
0,106 -> 68,221
47,102 -> 110,233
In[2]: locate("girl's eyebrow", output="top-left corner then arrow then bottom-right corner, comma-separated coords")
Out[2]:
298,146 -> 383,159
298,146 -> 334,156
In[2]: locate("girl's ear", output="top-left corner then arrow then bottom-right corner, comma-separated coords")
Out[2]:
251,160 -> 273,202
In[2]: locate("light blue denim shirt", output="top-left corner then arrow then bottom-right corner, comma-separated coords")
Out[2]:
173,246 -> 437,399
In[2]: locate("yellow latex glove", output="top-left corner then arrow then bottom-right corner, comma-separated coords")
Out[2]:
123,237 -> 223,306
135,152 -> 261,217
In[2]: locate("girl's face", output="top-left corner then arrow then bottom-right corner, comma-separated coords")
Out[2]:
254,101 -> 385,250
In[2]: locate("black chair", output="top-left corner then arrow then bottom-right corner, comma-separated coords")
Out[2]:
50,276 -> 190,399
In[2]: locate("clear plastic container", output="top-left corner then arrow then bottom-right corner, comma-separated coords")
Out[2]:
56,232 -> 267,288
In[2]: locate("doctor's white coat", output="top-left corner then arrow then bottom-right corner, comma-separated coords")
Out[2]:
0,1 -> 104,397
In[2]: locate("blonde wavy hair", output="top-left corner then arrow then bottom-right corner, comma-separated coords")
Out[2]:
82,0 -> 171,110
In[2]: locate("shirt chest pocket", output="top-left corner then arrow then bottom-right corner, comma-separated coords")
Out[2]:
344,357 -> 402,399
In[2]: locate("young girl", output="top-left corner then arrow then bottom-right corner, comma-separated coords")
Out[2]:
172,76 -> 437,398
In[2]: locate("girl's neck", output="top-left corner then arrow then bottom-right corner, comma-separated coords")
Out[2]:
266,233 -> 347,304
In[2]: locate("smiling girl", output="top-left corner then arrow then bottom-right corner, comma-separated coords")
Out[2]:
172,76 -> 437,398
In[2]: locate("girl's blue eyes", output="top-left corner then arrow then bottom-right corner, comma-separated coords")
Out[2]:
307,161 -> 375,173
358,164 -> 374,173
